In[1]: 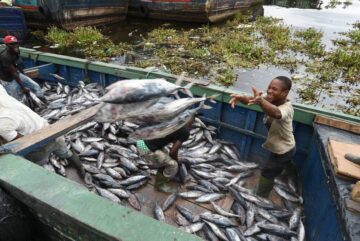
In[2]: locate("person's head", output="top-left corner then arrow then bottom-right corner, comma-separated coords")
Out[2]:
266,76 -> 292,104
4,35 -> 20,54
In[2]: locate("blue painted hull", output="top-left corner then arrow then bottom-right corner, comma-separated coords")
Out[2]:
0,7 -> 27,42
8,48 -> 360,241
14,0 -> 128,30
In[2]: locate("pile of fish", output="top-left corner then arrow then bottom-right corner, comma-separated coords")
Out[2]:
95,78 -> 205,140
22,91 -> 46,110
38,81 -> 305,241
39,81 -> 102,122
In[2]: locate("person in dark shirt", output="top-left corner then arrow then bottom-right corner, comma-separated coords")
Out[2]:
0,35 -> 44,102
136,116 -> 194,192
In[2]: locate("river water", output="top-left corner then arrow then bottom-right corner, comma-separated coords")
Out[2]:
27,0 -> 359,112
234,0 -> 360,110
103,0 -> 359,112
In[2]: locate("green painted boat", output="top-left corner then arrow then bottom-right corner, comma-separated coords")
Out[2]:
0,46 -> 359,241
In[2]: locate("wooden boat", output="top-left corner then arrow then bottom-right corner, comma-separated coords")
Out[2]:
13,0 -> 129,30
0,47 -> 359,240
0,6 -> 27,41
127,0 -> 264,23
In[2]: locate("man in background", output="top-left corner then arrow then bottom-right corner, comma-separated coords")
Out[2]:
0,84 -> 85,178
0,35 -> 44,102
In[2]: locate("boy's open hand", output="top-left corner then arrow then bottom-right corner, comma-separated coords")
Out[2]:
248,86 -> 263,105
229,94 -> 242,108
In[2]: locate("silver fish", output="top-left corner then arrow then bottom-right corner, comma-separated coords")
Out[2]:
101,78 -> 190,104
204,221 -> 229,241
108,188 -> 130,199
211,202 -> 240,218
162,192 -> 178,211
154,202 -> 165,222
178,191 -> 204,199
95,187 -> 121,203
200,212 -> 237,227
180,222 -> 204,234
195,193 -> 224,203
129,103 -> 203,140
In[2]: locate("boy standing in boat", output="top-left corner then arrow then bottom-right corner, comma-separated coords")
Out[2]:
229,76 -> 296,197
0,35 -> 44,102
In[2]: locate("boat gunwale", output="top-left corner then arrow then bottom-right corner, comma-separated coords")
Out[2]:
14,46 -> 360,125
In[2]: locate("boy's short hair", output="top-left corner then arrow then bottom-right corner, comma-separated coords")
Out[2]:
274,76 -> 292,91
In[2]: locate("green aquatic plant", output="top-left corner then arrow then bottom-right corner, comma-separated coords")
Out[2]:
328,22 -> 360,83
45,26 -> 70,51
40,16 -> 359,116
324,0 -> 342,8
44,26 -> 130,60
258,23 -> 292,51
30,30 -> 46,41
71,26 -> 104,49
294,28 -> 325,57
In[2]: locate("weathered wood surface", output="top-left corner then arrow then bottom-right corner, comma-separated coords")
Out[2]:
1,104 -> 101,156
24,69 -> 39,79
351,181 -> 360,203
328,139 -> 360,180
345,198 -> 360,214
315,115 -> 360,134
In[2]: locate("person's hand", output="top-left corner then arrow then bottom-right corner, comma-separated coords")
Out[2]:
248,86 -> 263,105
38,96 -> 48,105
21,87 -> 30,95
229,94 -> 242,108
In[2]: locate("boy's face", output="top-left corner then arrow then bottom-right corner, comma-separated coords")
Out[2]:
266,78 -> 289,103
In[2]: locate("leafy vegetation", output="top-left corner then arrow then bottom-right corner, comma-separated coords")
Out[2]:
41,17 -> 360,116
45,26 -> 130,61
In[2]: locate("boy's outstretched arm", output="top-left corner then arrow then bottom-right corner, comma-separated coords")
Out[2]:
249,87 -> 282,119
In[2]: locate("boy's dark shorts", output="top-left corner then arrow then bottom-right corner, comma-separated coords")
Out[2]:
261,147 -> 296,179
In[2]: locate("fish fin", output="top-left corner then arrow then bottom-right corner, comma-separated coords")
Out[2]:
202,104 -> 212,110
180,82 -> 194,97
173,92 -> 181,99
195,101 -> 207,111
202,94 -> 220,104
175,72 -> 186,86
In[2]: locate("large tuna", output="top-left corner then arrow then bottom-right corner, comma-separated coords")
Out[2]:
129,102 -> 205,140
101,78 -> 191,104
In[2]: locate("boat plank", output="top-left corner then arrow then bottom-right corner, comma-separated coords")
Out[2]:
315,115 -> 360,134
1,104 -> 101,156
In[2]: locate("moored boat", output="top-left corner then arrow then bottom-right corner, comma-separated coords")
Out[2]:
0,46 -> 359,240
13,0 -> 129,30
127,0 -> 264,23
0,6 -> 27,42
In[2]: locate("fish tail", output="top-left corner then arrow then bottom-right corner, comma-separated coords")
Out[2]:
196,100 -> 212,110
202,104 -> 212,109
175,72 -> 186,86
205,94 -> 220,104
